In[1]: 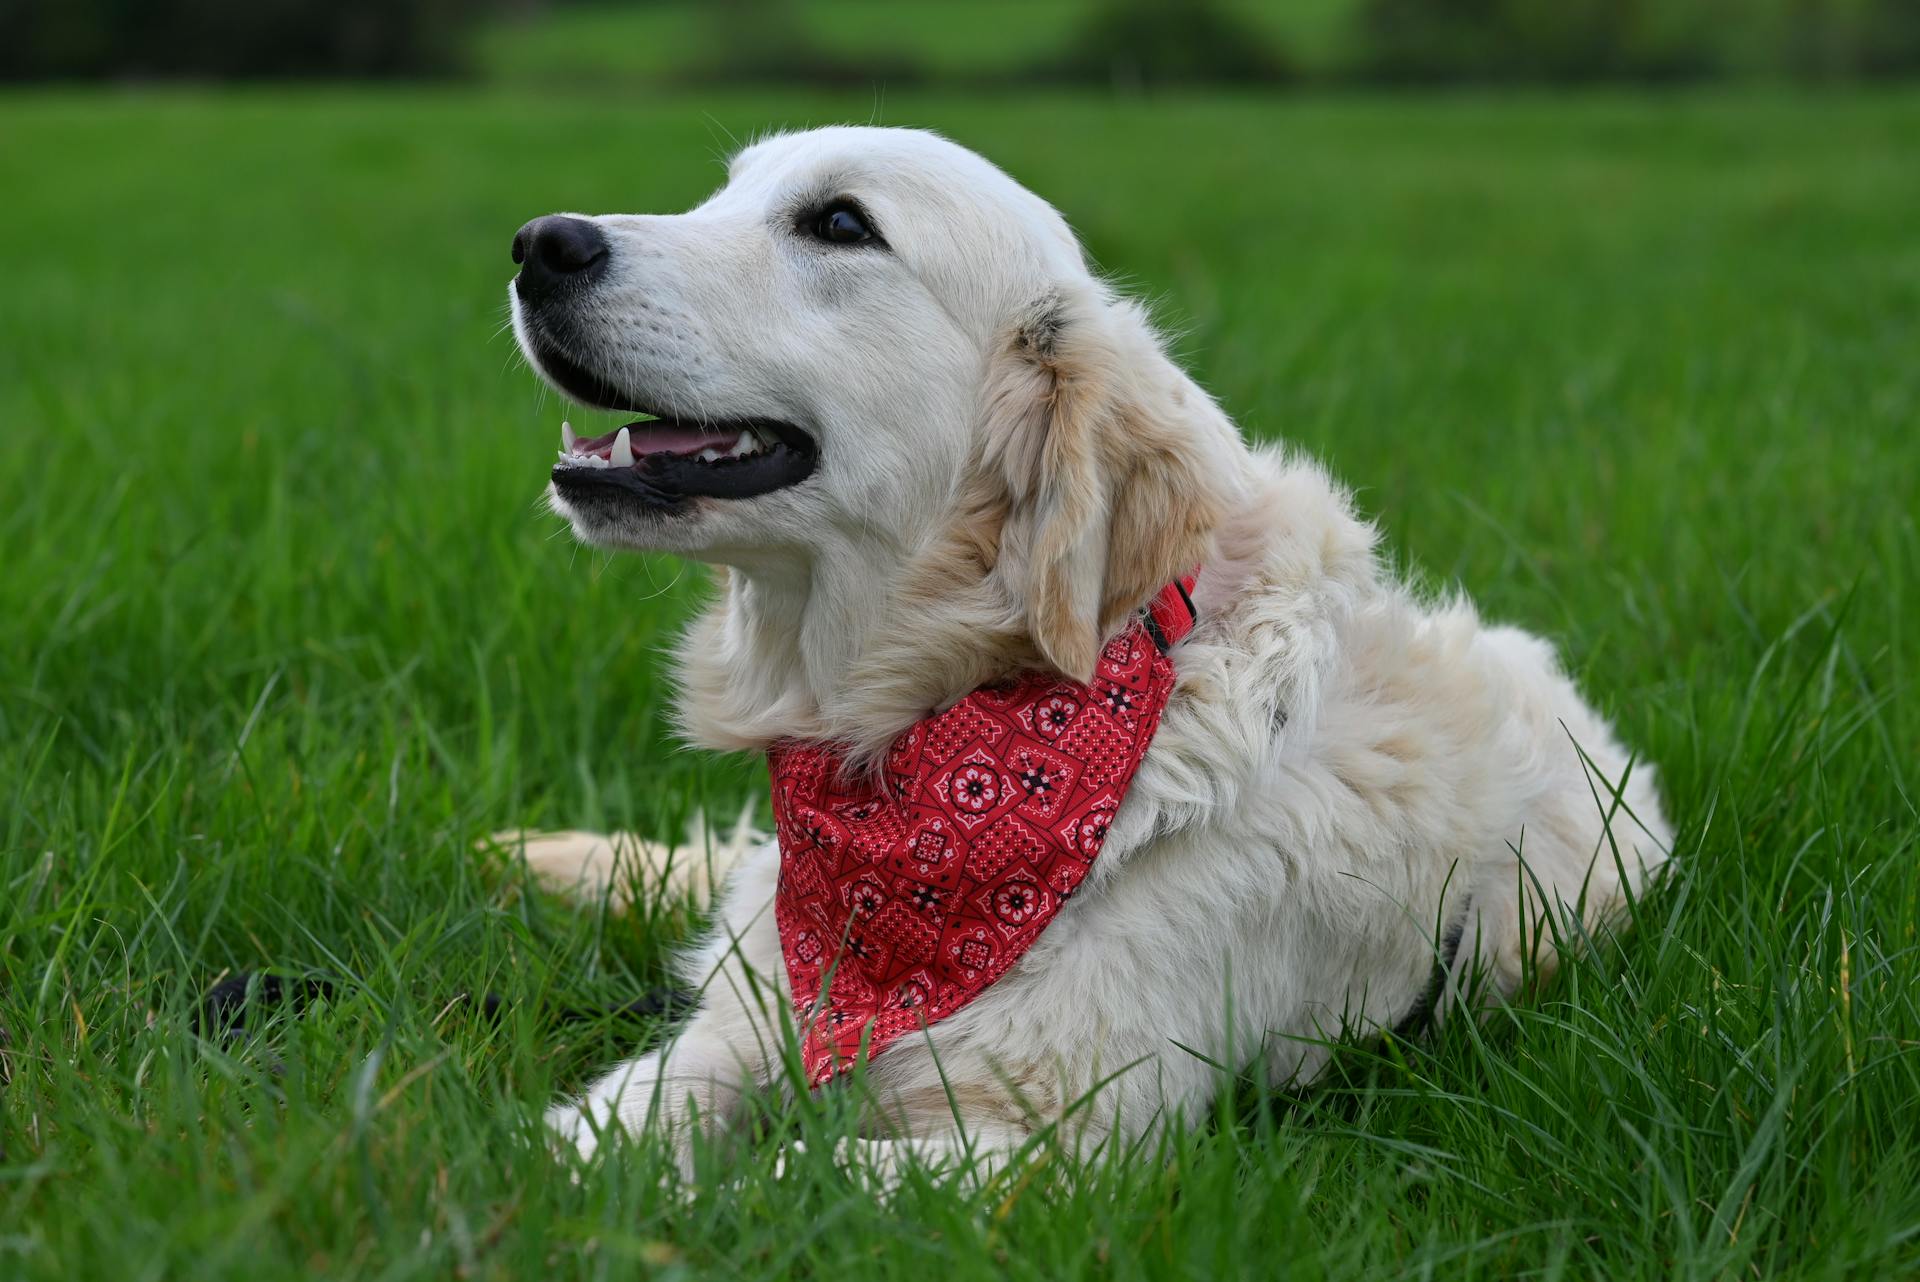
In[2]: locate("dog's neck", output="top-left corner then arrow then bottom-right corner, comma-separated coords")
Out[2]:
669,424 -> 1263,762
668,514 -> 1051,763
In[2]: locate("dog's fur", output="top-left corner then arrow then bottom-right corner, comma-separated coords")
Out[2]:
506,127 -> 1671,1177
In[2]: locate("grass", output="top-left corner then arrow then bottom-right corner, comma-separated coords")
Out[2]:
2,85 -> 1918,1279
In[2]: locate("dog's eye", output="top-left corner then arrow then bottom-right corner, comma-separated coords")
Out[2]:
811,203 -> 876,245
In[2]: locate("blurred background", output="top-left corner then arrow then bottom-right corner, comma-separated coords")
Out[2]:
3,0 -> 1918,86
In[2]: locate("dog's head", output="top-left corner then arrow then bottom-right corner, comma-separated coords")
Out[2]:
511,126 -> 1241,687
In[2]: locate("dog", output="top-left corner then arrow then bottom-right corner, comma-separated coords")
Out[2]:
503,126 -> 1672,1179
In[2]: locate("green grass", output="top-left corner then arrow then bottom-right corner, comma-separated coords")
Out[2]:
3,86 -> 1918,1279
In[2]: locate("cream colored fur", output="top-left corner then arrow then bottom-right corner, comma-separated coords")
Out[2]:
506,126 -> 1672,1181
490,803 -> 761,912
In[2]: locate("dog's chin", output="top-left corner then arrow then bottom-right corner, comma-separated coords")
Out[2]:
549,478 -> 818,564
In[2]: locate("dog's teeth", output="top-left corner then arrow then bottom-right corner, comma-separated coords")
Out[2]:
697,447 -> 724,463
561,420 -> 576,452
610,426 -> 634,468
726,431 -> 755,458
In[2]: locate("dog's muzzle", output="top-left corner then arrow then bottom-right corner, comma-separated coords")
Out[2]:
508,215 -> 820,515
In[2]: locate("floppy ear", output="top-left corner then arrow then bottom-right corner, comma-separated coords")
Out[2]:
982,284 -> 1230,681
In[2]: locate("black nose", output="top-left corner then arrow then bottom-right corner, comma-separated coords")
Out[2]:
511,215 -> 609,304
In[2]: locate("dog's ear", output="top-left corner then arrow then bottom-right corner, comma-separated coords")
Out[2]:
982,284 -> 1229,681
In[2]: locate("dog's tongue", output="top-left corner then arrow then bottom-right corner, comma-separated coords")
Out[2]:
625,421 -> 741,456
570,420 -> 741,459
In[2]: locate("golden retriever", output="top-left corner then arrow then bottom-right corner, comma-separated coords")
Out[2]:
503,126 -> 1671,1180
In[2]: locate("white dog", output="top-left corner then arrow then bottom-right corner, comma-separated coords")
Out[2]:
503,126 -> 1671,1178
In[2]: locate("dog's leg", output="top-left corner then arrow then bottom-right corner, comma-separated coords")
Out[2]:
544,839 -> 786,1166
833,1126 -> 1035,1192
545,1014 -> 754,1167
831,1070 -> 1105,1192
490,801 -> 760,913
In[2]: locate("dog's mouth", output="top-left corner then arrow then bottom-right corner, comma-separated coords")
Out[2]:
530,337 -> 818,508
552,415 -> 817,505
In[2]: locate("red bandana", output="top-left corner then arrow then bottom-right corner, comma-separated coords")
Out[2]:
769,576 -> 1198,1084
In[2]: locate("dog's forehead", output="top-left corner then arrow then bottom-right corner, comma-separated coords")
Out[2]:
721,126 -> 1084,275
727,128 -> 1033,214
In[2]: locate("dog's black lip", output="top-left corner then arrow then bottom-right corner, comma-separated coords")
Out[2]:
550,460 -> 692,514
527,335 -> 646,414
551,435 -> 818,512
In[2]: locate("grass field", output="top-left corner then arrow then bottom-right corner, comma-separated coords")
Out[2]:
3,87 -> 1918,1279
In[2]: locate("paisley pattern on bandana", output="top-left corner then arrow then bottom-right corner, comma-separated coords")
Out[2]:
770,577 -> 1197,1085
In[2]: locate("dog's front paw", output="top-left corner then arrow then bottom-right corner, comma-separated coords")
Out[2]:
541,1053 -> 665,1166
546,1090 -> 710,1199
482,805 -> 763,913
488,830 -> 640,912
543,1096 -> 612,1164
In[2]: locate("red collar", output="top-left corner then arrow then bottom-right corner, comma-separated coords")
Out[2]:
769,575 -> 1198,1083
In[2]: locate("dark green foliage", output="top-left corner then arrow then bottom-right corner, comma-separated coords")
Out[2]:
1784,0 -> 1920,78
1042,0 -> 1290,88
0,0 -> 493,80
6,0 -> 1918,86
684,0 -> 925,86
1355,0 -> 1720,82
1354,0 -> 1920,82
